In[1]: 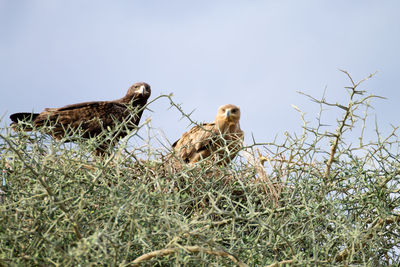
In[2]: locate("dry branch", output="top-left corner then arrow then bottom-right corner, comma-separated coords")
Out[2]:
130,246 -> 249,267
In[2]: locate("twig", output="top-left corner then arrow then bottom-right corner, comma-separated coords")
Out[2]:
266,259 -> 295,267
0,133 -> 83,240
335,215 -> 400,262
130,245 -> 249,267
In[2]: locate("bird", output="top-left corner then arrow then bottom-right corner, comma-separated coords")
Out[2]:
171,104 -> 244,165
10,82 -> 151,155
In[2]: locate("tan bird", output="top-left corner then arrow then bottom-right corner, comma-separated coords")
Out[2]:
172,104 -> 244,165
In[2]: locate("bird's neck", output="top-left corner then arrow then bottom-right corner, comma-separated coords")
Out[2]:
215,119 -> 238,133
119,94 -> 135,104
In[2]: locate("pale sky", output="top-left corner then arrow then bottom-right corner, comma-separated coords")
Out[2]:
1,1 -> 400,149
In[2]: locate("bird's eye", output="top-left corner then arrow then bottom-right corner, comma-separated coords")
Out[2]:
222,109 -> 226,112
232,108 -> 237,113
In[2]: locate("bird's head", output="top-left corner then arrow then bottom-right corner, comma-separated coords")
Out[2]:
126,82 -> 151,101
216,104 -> 241,127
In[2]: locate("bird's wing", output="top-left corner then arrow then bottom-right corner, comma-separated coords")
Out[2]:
172,123 -> 215,162
34,101 -> 129,135
55,101 -> 124,111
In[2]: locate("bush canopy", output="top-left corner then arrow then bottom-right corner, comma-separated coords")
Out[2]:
1,71 -> 399,266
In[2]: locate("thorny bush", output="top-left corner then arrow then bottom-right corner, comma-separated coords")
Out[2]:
0,71 -> 399,266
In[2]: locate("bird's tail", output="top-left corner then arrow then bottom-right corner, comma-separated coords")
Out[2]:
10,112 -> 40,131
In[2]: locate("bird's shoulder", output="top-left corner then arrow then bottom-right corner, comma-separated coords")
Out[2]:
55,100 -> 125,112
172,122 -> 215,148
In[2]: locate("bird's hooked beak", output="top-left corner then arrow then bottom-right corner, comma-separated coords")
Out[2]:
137,85 -> 146,96
226,109 -> 231,118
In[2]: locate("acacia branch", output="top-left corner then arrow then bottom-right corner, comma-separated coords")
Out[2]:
130,246 -> 249,267
335,215 -> 400,262
324,70 -> 380,179
0,134 -> 82,240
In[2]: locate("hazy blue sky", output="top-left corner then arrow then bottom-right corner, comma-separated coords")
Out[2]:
1,1 -> 400,149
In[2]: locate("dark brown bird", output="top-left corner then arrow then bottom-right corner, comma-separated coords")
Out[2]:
10,82 -> 151,155
172,104 -> 244,165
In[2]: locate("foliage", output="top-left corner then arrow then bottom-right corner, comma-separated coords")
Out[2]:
0,71 -> 399,266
